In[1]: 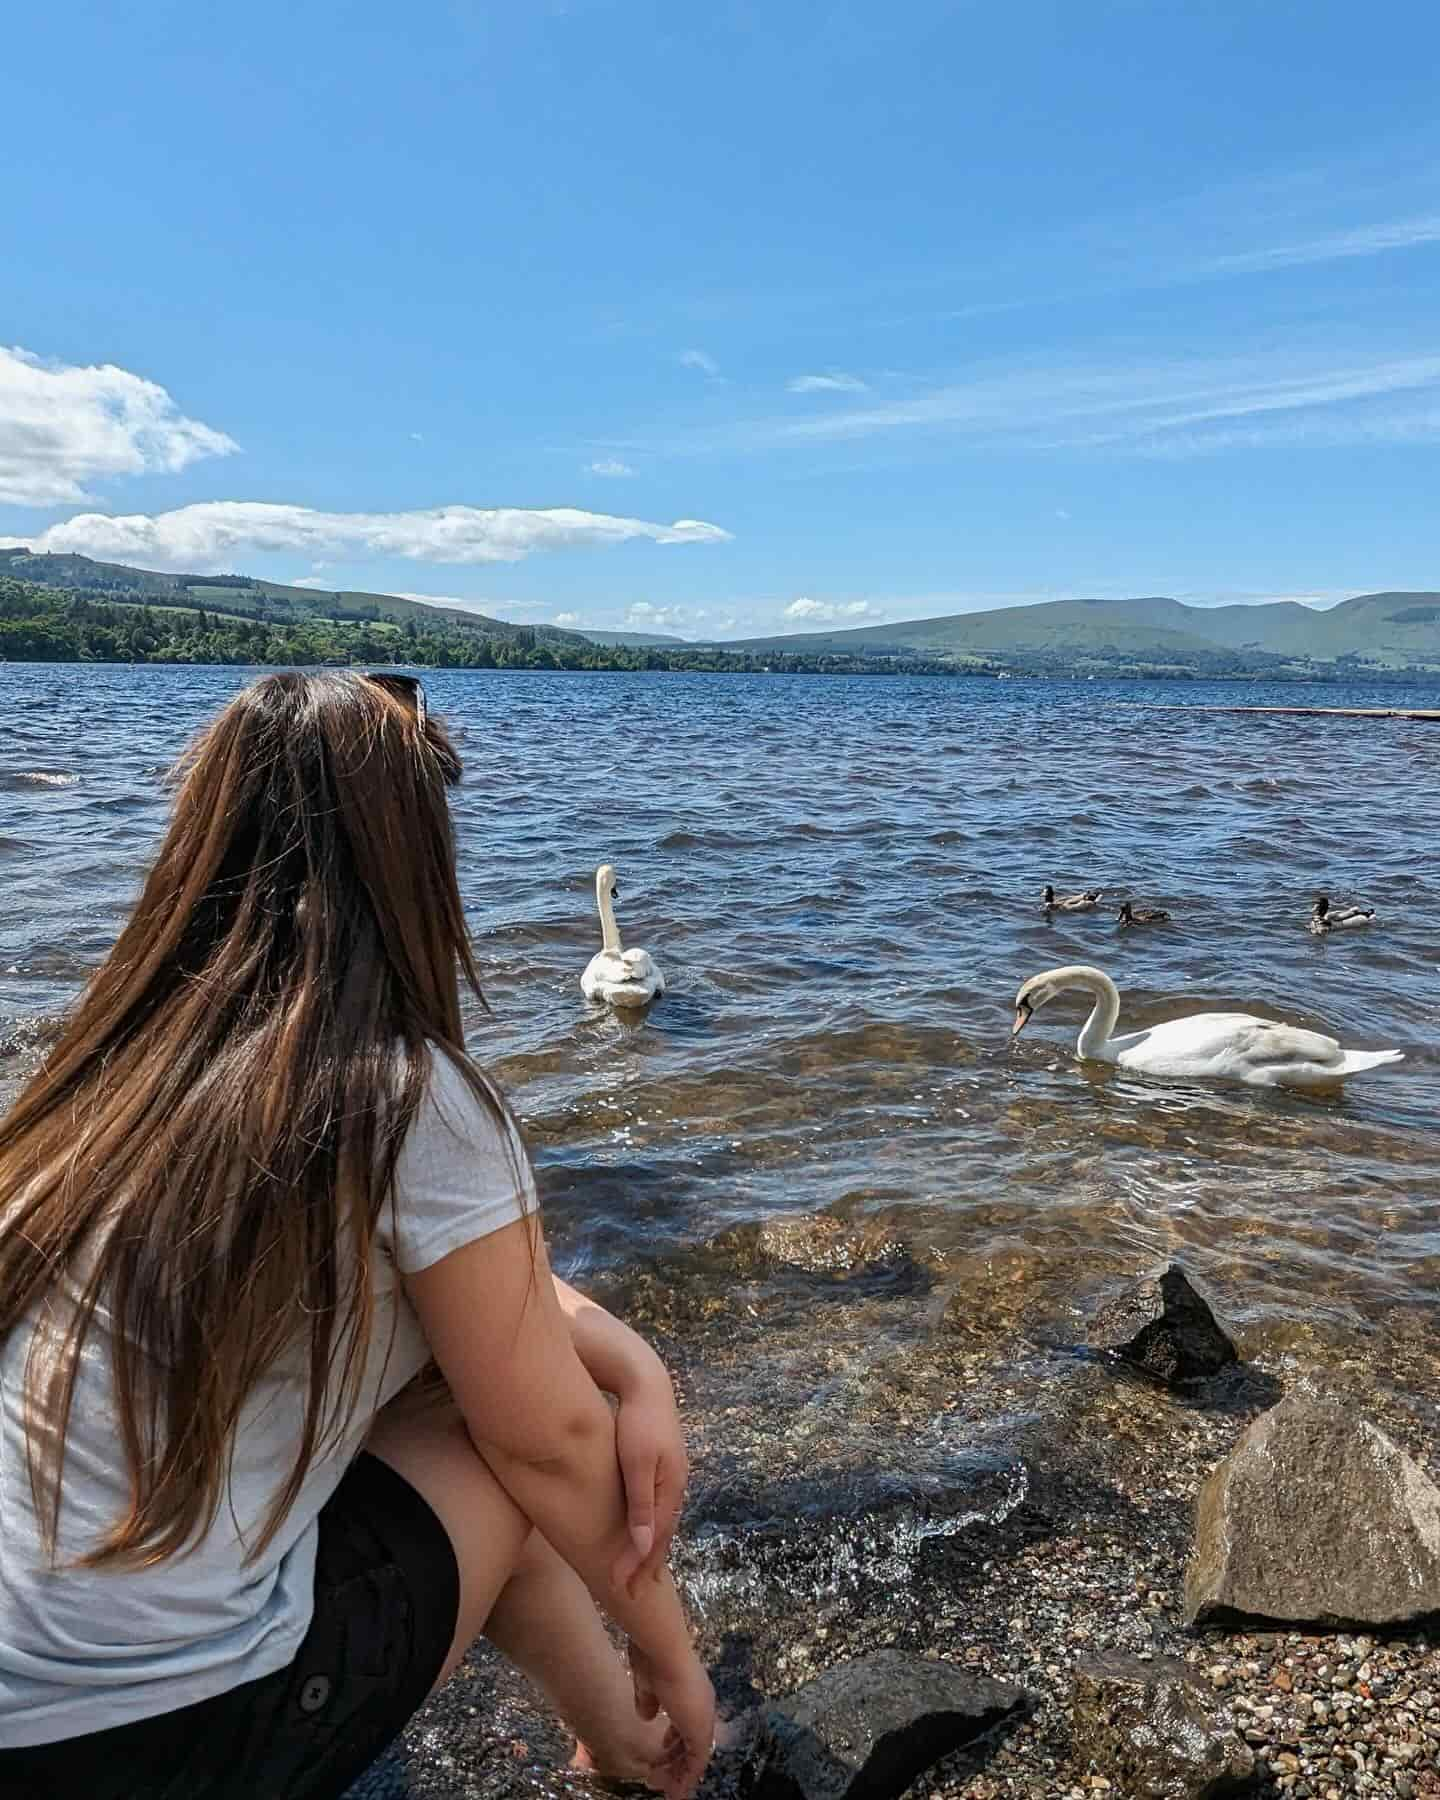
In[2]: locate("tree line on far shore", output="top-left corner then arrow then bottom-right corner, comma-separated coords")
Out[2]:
0,578 -> 956,676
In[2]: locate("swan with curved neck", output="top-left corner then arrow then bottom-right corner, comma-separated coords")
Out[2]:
1011,963 -> 1402,1089
581,864 -> 665,1007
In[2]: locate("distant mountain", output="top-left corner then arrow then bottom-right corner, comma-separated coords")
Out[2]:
9,548 -> 1438,676
709,592 -> 1440,673
0,548 -> 586,648
577,629 -> 690,647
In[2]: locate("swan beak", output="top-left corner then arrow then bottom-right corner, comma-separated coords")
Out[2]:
1011,1003 -> 1032,1038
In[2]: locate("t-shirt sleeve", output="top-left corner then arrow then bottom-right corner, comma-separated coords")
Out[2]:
387,1050 -> 536,1275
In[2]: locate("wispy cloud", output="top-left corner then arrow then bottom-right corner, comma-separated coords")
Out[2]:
787,371 -> 869,394
1,501 -> 731,572
0,344 -> 237,506
678,348 -> 723,379
784,596 -> 883,623
586,457 -> 635,477
713,347 -> 1440,459
1201,212 -> 1440,277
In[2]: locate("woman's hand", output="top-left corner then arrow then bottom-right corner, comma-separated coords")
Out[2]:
550,1277 -> 689,1589
611,1352 -> 688,1590
629,1640 -> 716,1800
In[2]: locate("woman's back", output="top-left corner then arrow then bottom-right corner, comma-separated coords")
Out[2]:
0,1050 -> 531,1744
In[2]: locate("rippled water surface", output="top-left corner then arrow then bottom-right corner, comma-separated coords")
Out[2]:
3,665 -> 1438,1368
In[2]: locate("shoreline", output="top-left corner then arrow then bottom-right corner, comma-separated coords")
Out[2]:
349,1217 -> 1440,1799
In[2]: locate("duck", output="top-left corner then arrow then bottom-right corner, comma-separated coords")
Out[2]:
1117,901 -> 1171,926
1308,895 -> 1377,936
1011,963 -> 1402,1090
580,864 -> 665,1007
1042,884 -> 1103,913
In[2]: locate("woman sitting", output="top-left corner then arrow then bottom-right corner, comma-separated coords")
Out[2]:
0,672 -> 714,1799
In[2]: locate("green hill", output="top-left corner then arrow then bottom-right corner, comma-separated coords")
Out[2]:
712,591 -> 1440,674
0,548 -> 585,648
7,547 -> 1438,676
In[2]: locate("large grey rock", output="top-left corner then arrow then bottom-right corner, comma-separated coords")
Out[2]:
750,1650 -> 1026,1800
1088,1265 -> 1237,1387
1185,1393 -> 1440,1628
1070,1655 -> 1255,1799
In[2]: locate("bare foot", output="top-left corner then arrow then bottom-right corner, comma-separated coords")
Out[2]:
570,1713 -> 744,1789
569,1718 -> 670,1791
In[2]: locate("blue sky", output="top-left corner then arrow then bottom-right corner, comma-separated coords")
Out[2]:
4,0 -> 1439,639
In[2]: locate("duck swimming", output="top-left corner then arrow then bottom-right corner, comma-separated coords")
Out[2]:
1308,895 -> 1377,936
1043,884 -> 1103,913
1117,902 -> 1171,926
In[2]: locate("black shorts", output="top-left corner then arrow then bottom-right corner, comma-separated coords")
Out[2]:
0,1452 -> 461,1800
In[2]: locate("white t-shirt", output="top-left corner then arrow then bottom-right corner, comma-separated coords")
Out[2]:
0,1051 -> 533,1748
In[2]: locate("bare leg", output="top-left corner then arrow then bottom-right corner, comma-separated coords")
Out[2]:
365,1391 -> 665,1782
486,1529 -> 669,1782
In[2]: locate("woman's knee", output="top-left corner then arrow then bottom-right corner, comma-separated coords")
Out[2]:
365,1389 -> 533,1684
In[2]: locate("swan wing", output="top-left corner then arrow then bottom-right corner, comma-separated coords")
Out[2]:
1112,1013 -> 1400,1086
582,947 -> 664,1006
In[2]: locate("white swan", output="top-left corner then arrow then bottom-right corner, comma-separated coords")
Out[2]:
1011,963 -> 1403,1090
580,864 -> 665,1008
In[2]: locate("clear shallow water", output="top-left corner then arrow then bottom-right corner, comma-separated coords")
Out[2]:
2,664 -> 1438,1366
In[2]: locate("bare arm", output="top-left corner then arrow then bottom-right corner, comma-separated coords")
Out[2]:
404,1220 -> 698,1676
553,1274 -> 666,1396
552,1274 -> 688,1580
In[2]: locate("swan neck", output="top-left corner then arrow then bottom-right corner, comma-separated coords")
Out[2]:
1075,970 -> 1121,1057
597,877 -> 622,953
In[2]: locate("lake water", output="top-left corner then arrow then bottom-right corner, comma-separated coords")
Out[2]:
3,664 -> 1438,1443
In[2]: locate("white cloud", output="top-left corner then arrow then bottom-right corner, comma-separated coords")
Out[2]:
787,372 -> 869,394
783,597 -> 882,623
678,349 -> 722,378
0,501 -> 732,573
0,345 -> 238,506
625,601 -> 692,633
586,458 -> 635,477
553,611 -> 582,627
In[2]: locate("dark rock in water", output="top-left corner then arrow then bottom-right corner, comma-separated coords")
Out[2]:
1070,1654 -> 1255,1798
1087,1265 -> 1237,1387
746,1650 -> 1027,1800
1185,1392 -> 1440,1629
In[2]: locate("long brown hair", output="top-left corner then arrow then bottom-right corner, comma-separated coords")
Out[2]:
0,671 -> 504,1567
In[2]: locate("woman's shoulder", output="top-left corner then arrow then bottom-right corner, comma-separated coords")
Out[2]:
385,1044 -> 536,1276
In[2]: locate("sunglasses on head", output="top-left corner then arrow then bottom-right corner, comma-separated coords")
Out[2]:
364,672 -> 428,730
